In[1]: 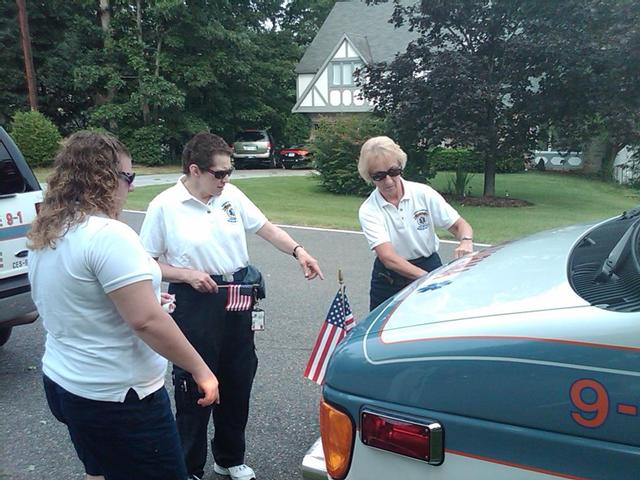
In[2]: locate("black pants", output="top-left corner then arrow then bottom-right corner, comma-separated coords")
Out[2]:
369,253 -> 442,311
169,277 -> 258,479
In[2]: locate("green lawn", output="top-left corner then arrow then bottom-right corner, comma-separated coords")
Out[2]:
33,164 -> 180,182
125,172 -> 640,244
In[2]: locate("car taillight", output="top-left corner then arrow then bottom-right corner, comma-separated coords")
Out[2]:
35,201 -> 42,214
319,400 -> 354,479
361,410 -> 443,465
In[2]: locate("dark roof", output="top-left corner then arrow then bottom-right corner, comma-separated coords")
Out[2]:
295,1 -> 419,74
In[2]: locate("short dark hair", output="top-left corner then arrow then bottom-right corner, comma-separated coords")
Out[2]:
182,132 -> 232,174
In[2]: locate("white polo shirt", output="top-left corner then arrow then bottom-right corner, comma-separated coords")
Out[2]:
140,178 -> 267,275
358,179 -> 460,260
29,216 -> 167,402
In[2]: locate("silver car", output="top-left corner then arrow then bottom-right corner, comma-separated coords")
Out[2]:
303,208 -> 640,479
232,129 -> 277,169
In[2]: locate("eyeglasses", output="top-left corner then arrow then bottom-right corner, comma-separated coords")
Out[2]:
370,166 -> 403,182
118,171 -> 136,185
205,167 -> 234,179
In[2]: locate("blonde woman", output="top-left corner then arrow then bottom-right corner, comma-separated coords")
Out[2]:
358,136 -> 474,310
28,131 -> 218,480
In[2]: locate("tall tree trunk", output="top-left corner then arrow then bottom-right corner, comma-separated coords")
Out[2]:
136,0 -> 150,125
483,153 -> 496,197
16,0 -> 38,111
601,139 -> 622,182
97,0 -> 117,130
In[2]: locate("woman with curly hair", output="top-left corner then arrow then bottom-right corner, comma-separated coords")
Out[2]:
28,130 -> 219,480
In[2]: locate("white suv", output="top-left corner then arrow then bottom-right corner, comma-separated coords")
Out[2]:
0,127 -> 42,346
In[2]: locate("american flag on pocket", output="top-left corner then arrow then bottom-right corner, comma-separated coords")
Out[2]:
225,284 -> 255,311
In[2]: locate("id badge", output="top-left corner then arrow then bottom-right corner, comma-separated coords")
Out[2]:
251,307 -> 265,331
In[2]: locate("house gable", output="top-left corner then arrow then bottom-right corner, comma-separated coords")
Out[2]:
293,34 -> 371,113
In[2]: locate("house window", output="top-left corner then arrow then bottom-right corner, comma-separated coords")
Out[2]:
330,61 -> 363,87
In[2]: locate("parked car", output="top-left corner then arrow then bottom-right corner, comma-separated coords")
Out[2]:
302,208 -> 640,479
279,144 -> 313,169
231,129 -> 277,169
0,127 -> 42,346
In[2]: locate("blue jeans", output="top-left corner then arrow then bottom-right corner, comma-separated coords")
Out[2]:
43,375 -> 187,480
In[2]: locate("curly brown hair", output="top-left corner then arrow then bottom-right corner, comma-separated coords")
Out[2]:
182,131 -> 232,174
28,130 -> 130,250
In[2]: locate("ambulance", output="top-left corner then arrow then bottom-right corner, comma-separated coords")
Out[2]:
303,208 -> 640,479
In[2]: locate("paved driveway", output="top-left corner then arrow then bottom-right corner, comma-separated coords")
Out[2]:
0,219 -> 458,480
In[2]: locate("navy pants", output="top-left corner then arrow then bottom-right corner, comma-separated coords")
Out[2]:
43,375 -> 186,480
169,276 -> 258,479
369,254 -> 442,311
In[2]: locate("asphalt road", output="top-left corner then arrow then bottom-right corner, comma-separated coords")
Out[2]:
0,214 -> 458,480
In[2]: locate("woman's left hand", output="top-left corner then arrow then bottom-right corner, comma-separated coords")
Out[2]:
296,248 -> 324,280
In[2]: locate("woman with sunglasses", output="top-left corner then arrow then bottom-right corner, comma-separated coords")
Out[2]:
27,131 -> 219,480
139,131 -> 323,480
358,136 -> 474,311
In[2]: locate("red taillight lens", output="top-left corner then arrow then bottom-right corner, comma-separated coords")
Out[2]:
35,202 -> 42,214
361,411 -> 443,465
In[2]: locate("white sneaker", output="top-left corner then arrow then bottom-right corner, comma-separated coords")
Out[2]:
213,463 -> 256,480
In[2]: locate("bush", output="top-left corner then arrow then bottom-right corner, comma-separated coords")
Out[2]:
9,110 -> 62,167
428,147 -> 524,173
311,115 -> 386,196
311,115 -> 437,196
124,125 -> 169,166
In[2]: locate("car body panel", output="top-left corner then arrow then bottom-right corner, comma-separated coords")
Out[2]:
0,127 -> 42,342
303,215 -> 640,479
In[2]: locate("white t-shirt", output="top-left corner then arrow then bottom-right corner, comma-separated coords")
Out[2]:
28,216 -> 167,402
140,178 -> 267,275
358,179 -> 460,260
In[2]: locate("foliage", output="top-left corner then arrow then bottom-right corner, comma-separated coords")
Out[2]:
445,167 -> 474,197
9,110 -> 61,167
123,125 -> 169,166
362,0 -> 640,194
428,148 -> 524,174
311,115 -> 385,196
1,0 -> 335,158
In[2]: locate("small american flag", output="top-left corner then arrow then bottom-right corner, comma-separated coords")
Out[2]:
304,287 -> 355,385
225,284 -> 254,311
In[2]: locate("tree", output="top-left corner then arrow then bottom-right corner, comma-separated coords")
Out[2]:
361,0 -> 640,195
527,0 -> 640,180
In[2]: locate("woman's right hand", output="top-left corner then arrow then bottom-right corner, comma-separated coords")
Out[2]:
193,369 -> 220,406
187,270 -> 219,293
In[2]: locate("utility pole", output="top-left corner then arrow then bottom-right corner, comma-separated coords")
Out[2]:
16,0 -> 38,111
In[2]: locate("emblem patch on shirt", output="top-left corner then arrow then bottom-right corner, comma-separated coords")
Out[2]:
222,201 -> 237,223
413,209 -> 430,230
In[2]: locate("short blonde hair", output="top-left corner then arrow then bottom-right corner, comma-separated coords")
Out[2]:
357,136 -> 407,182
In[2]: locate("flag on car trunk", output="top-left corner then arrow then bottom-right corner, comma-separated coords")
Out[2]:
304,286 -> 355,385
225,284 -> 254,311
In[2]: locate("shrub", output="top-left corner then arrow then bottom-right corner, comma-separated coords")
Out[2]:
311,115 -> 437,196
311,115 -> 386,196
428,147 -> 524,173
124,125 -> 169,166
9,110 -> 62,167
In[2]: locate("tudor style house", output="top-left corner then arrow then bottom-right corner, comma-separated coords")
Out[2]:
292,1 -> 417,124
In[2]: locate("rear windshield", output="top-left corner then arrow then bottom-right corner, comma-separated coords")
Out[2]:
0,143 -> 26,195
235,131 -> 268,142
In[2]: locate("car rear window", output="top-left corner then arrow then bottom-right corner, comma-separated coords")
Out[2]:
0,143 -> 26,195
235,131 -> 268,142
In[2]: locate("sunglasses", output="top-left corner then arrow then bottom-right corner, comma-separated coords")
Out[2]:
118,171 -> 136,185
370,166 -> 403,182
206,167 -> 234,179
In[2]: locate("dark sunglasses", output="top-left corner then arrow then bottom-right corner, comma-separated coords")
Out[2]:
206,167 -> 234,179
118,171 -> 136,185
370,166 -> 403,182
